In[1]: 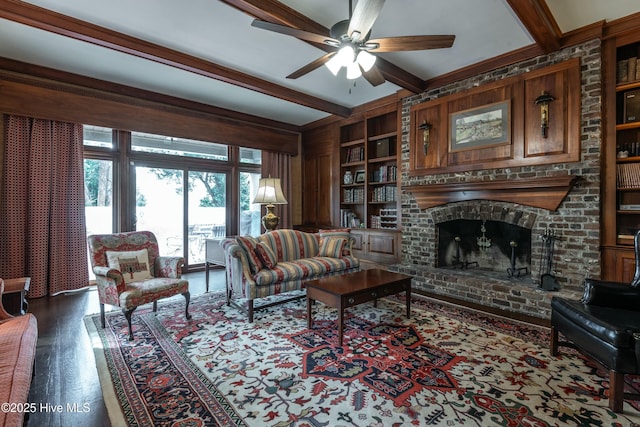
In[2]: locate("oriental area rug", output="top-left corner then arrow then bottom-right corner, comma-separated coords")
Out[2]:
84,291 -> 640,426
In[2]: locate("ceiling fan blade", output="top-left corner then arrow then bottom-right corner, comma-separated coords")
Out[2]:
361,64 -> 385,86
367,35 -> 455,52
286,52 -> 336,79
347,0 -> 385,42
251,19 -> 338,46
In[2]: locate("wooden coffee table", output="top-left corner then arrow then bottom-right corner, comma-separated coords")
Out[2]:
306,269 -> 412,346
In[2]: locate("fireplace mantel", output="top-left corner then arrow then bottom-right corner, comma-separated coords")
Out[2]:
404,175 -> 579,211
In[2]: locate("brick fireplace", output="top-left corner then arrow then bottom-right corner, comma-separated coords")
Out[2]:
390,38 -> 602,320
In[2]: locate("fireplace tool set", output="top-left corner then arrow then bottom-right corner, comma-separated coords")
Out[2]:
507,240 -> 529,277
451,236 -> 479,269
539,229 -> 561,291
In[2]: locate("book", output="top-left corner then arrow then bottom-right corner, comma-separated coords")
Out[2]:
619,59 -> 629,83
629,57 -> 637,82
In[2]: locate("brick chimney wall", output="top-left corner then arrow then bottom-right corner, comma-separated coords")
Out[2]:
391,39 -> 602,319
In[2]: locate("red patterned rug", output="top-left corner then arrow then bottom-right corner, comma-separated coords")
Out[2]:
84,291 -> 640,426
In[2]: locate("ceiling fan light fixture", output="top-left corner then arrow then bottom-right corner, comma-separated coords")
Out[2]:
325,54 -> 343,75
356,50 -> 376,72
335,44 -> 356,67
346,60 -> 362,79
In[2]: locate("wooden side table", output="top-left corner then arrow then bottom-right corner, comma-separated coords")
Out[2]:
2,277 -> 30,315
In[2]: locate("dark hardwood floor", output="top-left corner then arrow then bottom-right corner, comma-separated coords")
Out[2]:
26,268 -> 226,427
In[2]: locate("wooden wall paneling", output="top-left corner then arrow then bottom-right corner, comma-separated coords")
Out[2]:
522,59 -> 580,163
0,78 -> 300,154
316,152 -> 334,226
410,100 -> 446,171
301,122 -> 337,227
290,141 -> 303,226
523,72 -> 566,156
447,85 -> 516,167
408,58 -> 581,176
302,156 -> 319,225
600,37 -> 618,250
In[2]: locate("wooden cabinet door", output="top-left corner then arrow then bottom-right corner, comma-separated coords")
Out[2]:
350,230 -> 365,251
367,230 -> 400,263
616,250 -> 636,283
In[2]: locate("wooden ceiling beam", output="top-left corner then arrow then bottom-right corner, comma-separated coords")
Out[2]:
0,0 -> 351,117
506,0 -> 561,53
221,0 -> 425,93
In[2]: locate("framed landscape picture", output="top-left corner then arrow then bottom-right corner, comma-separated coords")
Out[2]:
450,100 -> 511,152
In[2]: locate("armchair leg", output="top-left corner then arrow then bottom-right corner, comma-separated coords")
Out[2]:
183,291 -> 192,320
550,326 -> 558,356
248,300 -> 254,323
153,301 -> 158,313
225,275 -> 232,306
100,303 -> 106,329
123,307 -> 137,341
609,370 -> 625,413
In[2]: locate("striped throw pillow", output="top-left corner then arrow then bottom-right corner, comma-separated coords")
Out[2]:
318,236 -> 347,258
236,236 -> 262,274
255,242 -> 278,269
319,228 -> 351,256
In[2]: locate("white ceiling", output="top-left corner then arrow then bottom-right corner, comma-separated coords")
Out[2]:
1,0 -> 639,127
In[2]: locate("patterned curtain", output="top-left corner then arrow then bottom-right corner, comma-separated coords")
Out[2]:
261,151 -> 292,229
0,115 -> 89,297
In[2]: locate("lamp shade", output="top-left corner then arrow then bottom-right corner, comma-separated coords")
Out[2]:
252,177 -> 288,205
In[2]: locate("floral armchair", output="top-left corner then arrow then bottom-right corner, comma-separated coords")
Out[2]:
87,231 -> 191,340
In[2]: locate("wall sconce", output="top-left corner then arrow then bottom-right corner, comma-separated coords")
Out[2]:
417,121 -> 431,155
534,91 -> 555,138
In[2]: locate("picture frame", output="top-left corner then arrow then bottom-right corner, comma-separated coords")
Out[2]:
354,169 -> 366,183
449,100 -> 511,152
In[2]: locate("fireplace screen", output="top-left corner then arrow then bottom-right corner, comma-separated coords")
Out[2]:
437,219 -> 531,277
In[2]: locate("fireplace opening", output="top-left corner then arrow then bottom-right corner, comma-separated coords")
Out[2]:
437,219 -> 532,278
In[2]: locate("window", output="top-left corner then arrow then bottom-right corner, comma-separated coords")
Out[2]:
83,125 -> 113,148
240,147 -> 262,164
84,125 -> 260,271
131,131 -> 228,161
240,171 -> 262,236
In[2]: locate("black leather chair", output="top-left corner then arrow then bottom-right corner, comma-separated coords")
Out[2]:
550,230 -> 640,413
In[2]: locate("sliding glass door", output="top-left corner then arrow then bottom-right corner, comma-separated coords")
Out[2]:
135,166 -> 184,257
187,171 -> 226,264
240,171 -> 262,236
84,158 -> 113,279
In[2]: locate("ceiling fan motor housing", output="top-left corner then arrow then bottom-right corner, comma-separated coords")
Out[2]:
330,20 -> 351,41
330,20 -> 371,43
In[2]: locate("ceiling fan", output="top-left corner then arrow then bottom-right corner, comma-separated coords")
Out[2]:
251,0 -> 455,86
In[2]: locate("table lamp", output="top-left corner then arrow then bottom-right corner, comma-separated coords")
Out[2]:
252,176 -> 288,232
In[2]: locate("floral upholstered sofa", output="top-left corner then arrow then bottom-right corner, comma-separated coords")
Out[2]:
222,229 -> 360,321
